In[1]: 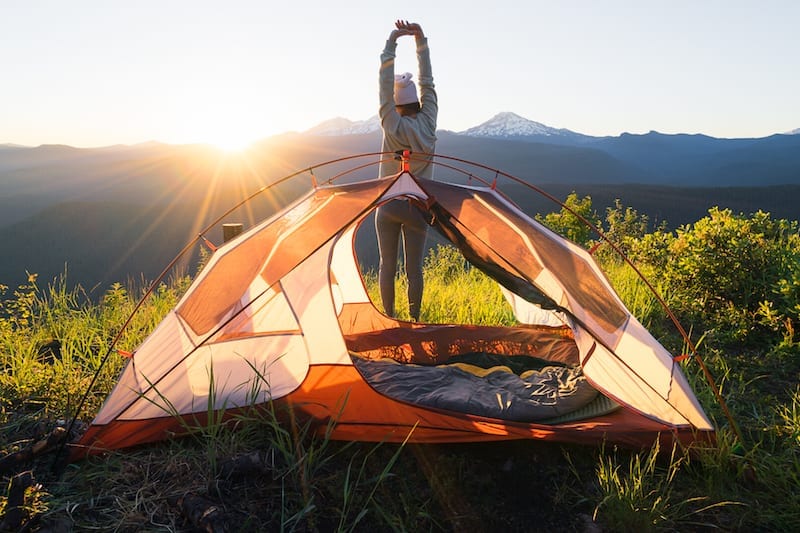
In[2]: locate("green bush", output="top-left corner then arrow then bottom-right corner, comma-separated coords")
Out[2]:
600,199 -> 659,257
656,208 -> 800,346
536,191 -> 600,248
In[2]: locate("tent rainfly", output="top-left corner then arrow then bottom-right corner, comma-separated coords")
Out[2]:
71,155 -> 715,456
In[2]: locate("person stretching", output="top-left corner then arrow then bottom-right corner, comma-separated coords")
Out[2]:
376,20 -> 438,321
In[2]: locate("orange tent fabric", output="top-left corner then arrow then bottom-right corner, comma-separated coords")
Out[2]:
72,169 -> 714,457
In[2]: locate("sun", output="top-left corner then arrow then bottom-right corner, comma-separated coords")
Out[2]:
170,87 -> 287,152
200,124 -> 263,153
210,134 -> 256,153
186,113 -> 266,153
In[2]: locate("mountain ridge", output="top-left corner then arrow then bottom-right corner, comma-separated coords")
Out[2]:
304,116 -> 381,136
2,112 -> 800,290
6,112 -> 797,148
300,111 -> 797,142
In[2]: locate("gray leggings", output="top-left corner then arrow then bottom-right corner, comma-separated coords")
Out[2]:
375,199 -> 428,321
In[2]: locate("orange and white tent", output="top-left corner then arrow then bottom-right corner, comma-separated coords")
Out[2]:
73,157 -> 715,455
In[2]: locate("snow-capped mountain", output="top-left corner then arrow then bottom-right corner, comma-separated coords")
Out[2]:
302,112 -> 799,146
303,111 -> 590,141
459,112 -> 587,139
304,116 -> 380,136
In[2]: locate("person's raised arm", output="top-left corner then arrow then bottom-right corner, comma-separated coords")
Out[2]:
399,21 -> 435,124
380,23 -> 411,129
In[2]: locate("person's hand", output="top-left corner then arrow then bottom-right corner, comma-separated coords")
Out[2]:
395,20 -> 424,39
389,20 -> 414,42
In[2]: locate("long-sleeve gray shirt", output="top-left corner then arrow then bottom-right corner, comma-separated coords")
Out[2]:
379,38 -> 438,179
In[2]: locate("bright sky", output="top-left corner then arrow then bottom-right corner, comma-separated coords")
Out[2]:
1,1 -> 797,148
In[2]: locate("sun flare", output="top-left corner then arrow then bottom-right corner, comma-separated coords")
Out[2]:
185,112 -> 266,153
211,135 -> 255,153
201,126 -> 262,153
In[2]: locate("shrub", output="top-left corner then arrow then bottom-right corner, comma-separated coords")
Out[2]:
537,192 -> 600,248
601,199 -> 656,256
637,208 -> 800,346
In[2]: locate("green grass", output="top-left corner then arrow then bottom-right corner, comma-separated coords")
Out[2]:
1,245 -> 799,531
365,244 -> 517,326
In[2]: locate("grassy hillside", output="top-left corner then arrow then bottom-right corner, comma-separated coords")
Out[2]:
1,206 -> 799,530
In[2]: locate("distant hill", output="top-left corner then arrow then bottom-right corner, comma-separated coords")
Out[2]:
0,201 -> 196,291
2,115 -> 800,291
304,116 -> 381,136
435,132 -> 641,183
579,132 -> 800,186
303,112 -> 800,187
